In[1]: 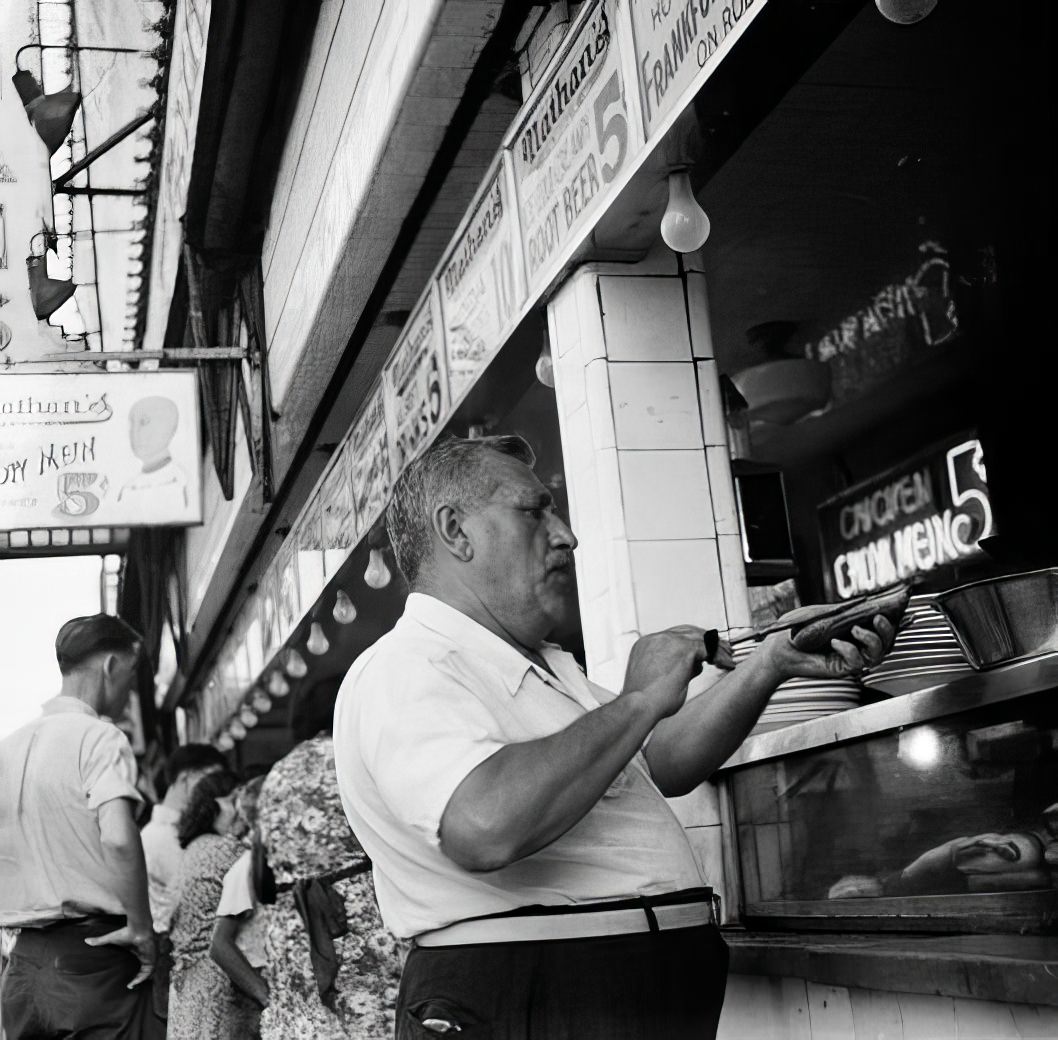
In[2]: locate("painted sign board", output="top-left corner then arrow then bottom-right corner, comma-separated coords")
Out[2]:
510,0 -> 634,295
0,371 -> 202,529
629,0 -> 768,138
382,287 -> 450,476
348,382 -> 393,541
818,435 -> 993,601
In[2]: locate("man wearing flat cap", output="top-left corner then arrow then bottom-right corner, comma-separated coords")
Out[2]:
335,434 -> 895,1039
0,613 -> 164,1039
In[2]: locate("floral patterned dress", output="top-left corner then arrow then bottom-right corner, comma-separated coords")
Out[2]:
256,734 -> 404,1039
168,832 -> 260,1039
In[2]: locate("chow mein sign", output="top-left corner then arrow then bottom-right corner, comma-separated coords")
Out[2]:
0,371 -> 201,530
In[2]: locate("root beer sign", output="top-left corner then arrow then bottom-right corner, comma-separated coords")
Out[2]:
818,435 -> 993,600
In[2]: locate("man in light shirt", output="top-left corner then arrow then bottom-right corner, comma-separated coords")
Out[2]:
334,435 -> 894,1039
0,614 -> 164,1039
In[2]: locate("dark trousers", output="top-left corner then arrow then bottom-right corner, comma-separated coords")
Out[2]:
397,924 -> 729,1040
1,916 -> 165,1040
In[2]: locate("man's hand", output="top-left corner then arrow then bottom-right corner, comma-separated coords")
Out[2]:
623,626 -> 713,719
85,925 -> 156,989
757,613 -> 896,682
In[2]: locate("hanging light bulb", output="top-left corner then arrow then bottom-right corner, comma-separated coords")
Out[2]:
239,706 -> 258,728
216,732 -> 235,752
229,719 -> 247,740
306,621 -> 330,656
285,648 -> 308,678
252,690 -> 272,714
364,547 -> 392,589
332,588 -> 357,624
875,0 -> 937,23
660,169 -> 710,254
267,671 -> 291,697
535,343 -> 556,388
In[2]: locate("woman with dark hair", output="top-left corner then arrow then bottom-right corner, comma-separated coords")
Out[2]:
168,770 -> 261,1039
256,677 -> 403,1038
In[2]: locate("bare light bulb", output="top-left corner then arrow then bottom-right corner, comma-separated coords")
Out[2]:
660,169 -> 710,253
268,671 -> 290,697
286,648 -> 308,678
229,719 -> 247,740
239,707 -> 258,728
365,548 -> 391,589
535,345 -> 555,388
875,0 -> 937,23
306,621 -> 330,656
332,588 -> 357,624
252,690 -> 272,714
216,732 -> 235,751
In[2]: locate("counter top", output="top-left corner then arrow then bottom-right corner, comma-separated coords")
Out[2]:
719,654 -> 1058,771
725,931 -> 1058,1007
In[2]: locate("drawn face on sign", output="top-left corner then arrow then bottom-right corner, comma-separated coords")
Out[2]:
129,396 -> 179,467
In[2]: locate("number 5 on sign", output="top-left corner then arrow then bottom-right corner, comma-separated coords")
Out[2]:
593,71 -> 628,183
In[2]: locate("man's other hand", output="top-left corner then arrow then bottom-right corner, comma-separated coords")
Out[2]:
85,925 -> 156,989
624,626 -> 712,719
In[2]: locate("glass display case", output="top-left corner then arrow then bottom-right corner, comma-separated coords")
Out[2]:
727,684 -> 1058,934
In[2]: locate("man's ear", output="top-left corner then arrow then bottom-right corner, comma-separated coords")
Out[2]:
433,503 -> 474,563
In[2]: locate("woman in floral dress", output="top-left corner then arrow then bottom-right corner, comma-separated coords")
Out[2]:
257,680 -> 404,1039
169,771 -> 262,1039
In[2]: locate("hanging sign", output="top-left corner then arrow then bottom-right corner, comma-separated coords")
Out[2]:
0,371 -> 201,530
319,447 -> 357,576
629,0 -> 767,138
438,156 -> 526,402
510,0 -> 632,294
818,435 -> 993,600
382,287 -> 449,476
349,383 -> 393,540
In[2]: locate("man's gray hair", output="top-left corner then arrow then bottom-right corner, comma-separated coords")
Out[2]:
386,434 -> 536,586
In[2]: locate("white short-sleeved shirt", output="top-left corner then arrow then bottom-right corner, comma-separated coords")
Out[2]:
141,803 -> 183,931
215,849 -> 267,968
333,594 -> 704,939
0,696 -> 142,927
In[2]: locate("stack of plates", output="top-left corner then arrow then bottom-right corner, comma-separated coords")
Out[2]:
860,596 -> 975,696
733,640 -> 861,735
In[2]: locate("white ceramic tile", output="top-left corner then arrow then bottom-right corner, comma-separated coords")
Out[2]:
686,824 -> 725,889
696,359 -> 729,447
579,590 -> 615,672
717,533 -> 752,629
573,270 -> 606,363
552,351 -> 586,420
627,538 -> 727,632
599,276 -> 691,361
558,402 -> 594,495
546,281 -> 579,360
583,358 -> 616,450
594,448 -> 626,541
606,538 -> 640,635
706,444 -> 740,536
685,271 -> 715,359
617,449 -> 715,540
667,781 -> 722,827
609,362 -> 704,449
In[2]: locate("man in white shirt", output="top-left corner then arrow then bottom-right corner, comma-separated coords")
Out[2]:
334,435 -> 894,1039
0,614 -> 164,1039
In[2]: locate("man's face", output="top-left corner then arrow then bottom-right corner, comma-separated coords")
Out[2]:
460,453 -> 578,641
129,401 -> 176,463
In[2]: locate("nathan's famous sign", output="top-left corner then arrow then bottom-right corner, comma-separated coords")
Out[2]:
0,371 -> 201,529
818,435 -> 992,600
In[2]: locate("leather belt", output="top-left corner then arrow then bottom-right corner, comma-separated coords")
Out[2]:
415,899 -> 717,948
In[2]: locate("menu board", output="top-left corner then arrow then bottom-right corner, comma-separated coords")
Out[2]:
511,0 -> 632,293
629,0 -> 768,138
438,156 -> 527,401
295,493 -> 326,608
383,288 -> 450,475
275,541 -> 300,644
818,435 -> 993,601
320,448 -> 357,576
349,383 -> 393,540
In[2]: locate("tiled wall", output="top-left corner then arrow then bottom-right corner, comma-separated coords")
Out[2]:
546,247 -> 752,897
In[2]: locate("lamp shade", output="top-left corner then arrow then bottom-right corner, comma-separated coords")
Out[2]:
11,70 -> 81,156
26,255 -> 76,320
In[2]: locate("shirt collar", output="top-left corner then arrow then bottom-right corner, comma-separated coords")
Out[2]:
41,695 -> 99,719
403,593 -> 547,696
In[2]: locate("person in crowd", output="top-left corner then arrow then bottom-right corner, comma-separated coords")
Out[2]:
167,771 -> 259,1039
255,677 -> 403,1039
333,434 -> 896,1040
210,776 -> 270,1014
0,614 -> 164,1039
141,742 -> 228,1019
